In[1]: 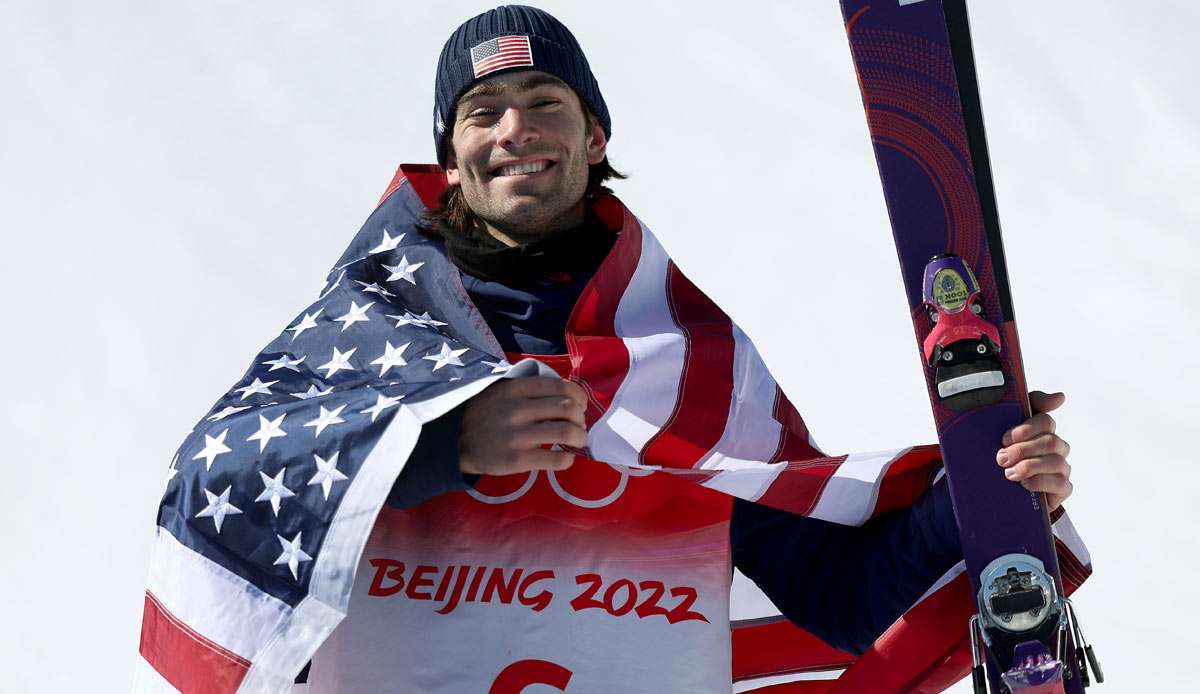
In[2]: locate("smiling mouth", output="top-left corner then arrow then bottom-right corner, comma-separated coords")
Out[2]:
491,160 -> 555,178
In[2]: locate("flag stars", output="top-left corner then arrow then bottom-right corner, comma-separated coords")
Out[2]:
291,384 -> 334,400
246,413 -> 288,453
192,428 -> 233,471
333,301 -> 375,332
304,404 -> 347,437
255,468 -> 296,516
235,377 -> 279,400
318,347 -> 357,379
482,359 -> 512,374
383,255 -> 424,285
308,452 -> 349,500
208,405 -> 250,422
368,229 -> 405,255
261,354 -> 306,372
273,531 -> 313,580
370,341 -> 410,376
286,309 -> 323,340
386,310 -> 447,329
360,393 -> 403,422
195,486 -> 242,533
423,342 -> 468,371
355,281 -> 395,301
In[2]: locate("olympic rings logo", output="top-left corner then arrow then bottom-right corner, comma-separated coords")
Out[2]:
466,462 -> 656,509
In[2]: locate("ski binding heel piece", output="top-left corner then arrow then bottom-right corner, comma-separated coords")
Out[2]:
921,255 -> 1005,412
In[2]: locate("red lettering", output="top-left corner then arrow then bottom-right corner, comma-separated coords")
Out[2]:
488,659 -> 572,694
568,573 -> 604,613
665,586 -> 709,624
405,564 -> 436,600
603,578 -> 636,617
433,564 -> 456,602
482,567 -> 523,605
518,569 -> 555,612
436,565 -> 470,615
465,565 -> 487,602
634,580 -> 669,620
366,558 -> 405,597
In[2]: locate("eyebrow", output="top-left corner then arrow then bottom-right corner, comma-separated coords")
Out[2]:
458,74 -> 570,105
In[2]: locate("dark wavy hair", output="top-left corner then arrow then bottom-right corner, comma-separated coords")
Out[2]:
421,108 -> 626,237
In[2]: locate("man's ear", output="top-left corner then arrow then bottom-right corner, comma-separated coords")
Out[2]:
585,117 -> 608,166
444,149 -> 460,185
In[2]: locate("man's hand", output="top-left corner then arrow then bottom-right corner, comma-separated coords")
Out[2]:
459,376 -> 588,476
996,390 -> 1073,512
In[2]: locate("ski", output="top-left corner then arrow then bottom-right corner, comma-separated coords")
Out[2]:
837,1 -> 1102,692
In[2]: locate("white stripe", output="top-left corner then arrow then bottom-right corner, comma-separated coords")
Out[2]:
808,448 -> 909,526
733,669 -> 846,692
588,221 -> 685,465
701,459 -> 786,501
696,325 -> 784,471
145,527 -> 291,661
936,370 -> 1004,398
1052,511 -> 1091,567
132,654 -> 183,693
730,568 -> 784,622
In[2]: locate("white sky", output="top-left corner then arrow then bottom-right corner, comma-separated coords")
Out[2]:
1,1 -> 1196,690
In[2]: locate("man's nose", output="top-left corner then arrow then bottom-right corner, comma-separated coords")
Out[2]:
496,107 -> 539,149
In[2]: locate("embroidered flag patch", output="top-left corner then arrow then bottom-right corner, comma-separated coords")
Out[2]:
470,35 -> 534,78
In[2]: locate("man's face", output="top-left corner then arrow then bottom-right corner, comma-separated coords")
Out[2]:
445,70 -> 608,244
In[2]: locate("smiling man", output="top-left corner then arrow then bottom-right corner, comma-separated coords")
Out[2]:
134,5 -> 1083,693
290,5 -> 1076,692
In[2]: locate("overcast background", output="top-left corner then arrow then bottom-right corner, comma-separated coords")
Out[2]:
1,1 -> 1195,691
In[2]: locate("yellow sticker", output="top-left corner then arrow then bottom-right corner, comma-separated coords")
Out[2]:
932,268 -> 970,312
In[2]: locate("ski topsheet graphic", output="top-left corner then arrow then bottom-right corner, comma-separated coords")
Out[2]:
838,1 -> 1102,692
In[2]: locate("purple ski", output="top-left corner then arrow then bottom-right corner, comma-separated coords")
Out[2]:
837,1 -> 1102,692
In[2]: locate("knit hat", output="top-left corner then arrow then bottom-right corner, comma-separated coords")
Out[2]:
433,5 -> 610,167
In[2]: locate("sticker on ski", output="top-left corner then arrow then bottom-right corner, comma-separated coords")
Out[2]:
922,254 -> 1004,411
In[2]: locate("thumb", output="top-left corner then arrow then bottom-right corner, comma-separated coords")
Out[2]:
1029,390 -> 1066,415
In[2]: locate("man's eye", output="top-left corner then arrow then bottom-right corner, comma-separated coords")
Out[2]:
534,99 -> 559,108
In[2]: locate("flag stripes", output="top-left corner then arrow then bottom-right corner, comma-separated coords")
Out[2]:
136,164 -> 1091,692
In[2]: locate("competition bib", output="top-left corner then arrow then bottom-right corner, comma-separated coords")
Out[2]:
305,353 -> 735,692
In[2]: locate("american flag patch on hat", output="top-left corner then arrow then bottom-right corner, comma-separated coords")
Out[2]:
470,35 -> 533,78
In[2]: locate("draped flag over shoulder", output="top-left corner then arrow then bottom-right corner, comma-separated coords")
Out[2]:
137,164 -> 1091,693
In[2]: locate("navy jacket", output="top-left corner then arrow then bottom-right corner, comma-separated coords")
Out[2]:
387,217 -> 962,655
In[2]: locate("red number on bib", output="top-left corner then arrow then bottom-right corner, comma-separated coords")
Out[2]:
568,573 -> 604,612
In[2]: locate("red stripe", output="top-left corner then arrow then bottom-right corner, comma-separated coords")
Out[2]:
394,163 -> 448,210
475,53 -> 533,71
475,50 -> 532,67
139,591 -> 250,694
753,456 -> 844,516
769,389 -> 818,464
828,575 -> 974,694
566,196 -> 639,426
376,166 -> 407,208
871,445 -> 944,517
639,260 -> 736,469
476,60 -> 534,77
732,617 -> 853,681
751,390 -> 835,513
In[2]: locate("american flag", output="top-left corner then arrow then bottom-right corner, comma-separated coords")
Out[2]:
136,164 -> 1090,693
470,35 -> 534,78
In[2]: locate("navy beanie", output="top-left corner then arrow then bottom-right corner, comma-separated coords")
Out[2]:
433,5 -> 610,167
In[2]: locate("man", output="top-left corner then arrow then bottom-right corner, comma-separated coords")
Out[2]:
136,5 -> 1084,693
295,5 -> 1075,691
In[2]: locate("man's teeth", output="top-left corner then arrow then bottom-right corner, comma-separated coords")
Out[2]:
496,161 -> 548,177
